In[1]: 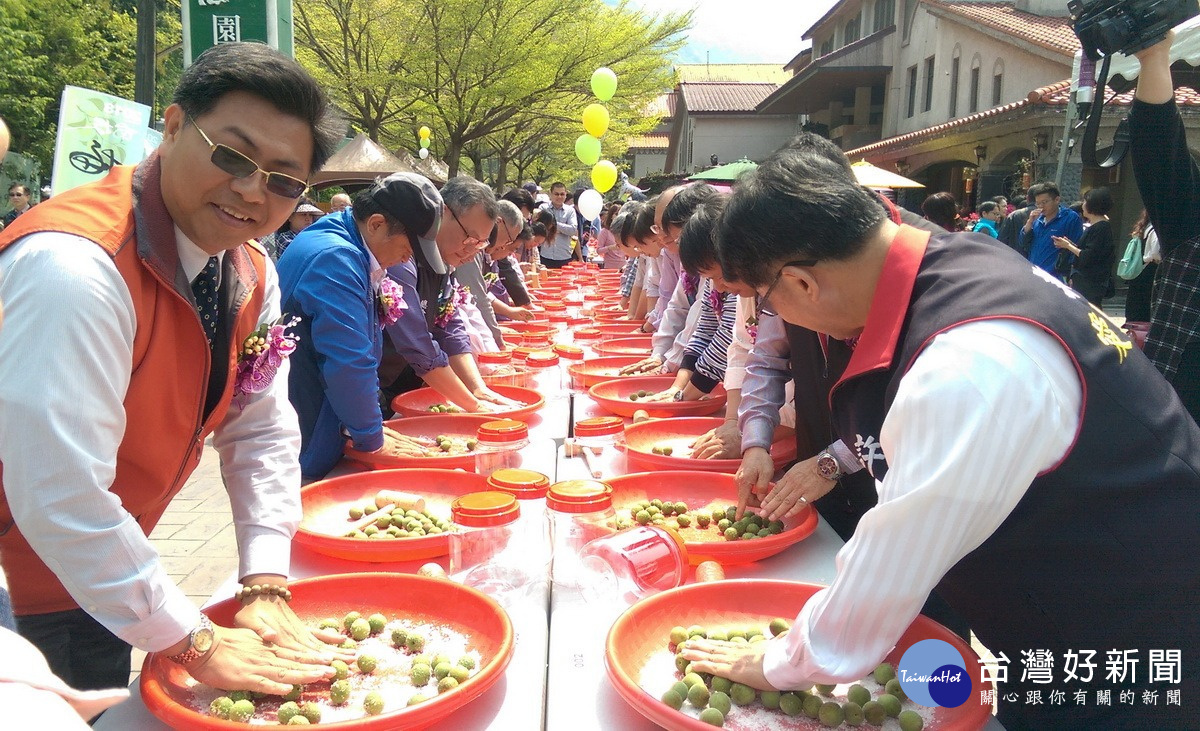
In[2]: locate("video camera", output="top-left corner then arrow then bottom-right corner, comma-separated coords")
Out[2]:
1069,0 -> 1199,61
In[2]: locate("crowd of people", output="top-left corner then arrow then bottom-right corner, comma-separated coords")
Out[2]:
0,31 -> 1198,731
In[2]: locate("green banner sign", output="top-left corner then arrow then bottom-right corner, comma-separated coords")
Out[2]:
182,0 -> 293,66
50,86 -> 153,195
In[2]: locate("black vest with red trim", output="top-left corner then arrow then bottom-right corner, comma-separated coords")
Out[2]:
830,226 -> 1200,728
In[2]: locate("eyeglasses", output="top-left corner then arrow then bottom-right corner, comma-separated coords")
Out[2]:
447,205 -> 489,252
754,258 -> 817,320
190,119 -> 308,199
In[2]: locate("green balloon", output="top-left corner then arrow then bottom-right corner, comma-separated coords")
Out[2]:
575,134 -> 602,166
420,138 -> 429,150
591,67 -> 618,102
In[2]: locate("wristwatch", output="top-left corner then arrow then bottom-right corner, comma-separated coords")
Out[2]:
168,614 -> 215,664
814,449 -> 845,481
672,390 -> 685,402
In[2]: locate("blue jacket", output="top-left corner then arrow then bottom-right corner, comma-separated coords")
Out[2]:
277,210 -> 384,478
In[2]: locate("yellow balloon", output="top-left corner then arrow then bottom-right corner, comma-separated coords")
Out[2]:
591,160 -> 618,193
419,125 -> 431,139
582,103 -> 610,138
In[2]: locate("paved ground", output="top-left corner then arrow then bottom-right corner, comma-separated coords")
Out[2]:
134,297 -> 1130,684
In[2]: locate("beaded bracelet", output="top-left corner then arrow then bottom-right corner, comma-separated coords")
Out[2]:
236,583 -> 293,603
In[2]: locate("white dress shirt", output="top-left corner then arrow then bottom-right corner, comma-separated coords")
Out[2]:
762,319 -> 1082,688
0,230 -> 302,653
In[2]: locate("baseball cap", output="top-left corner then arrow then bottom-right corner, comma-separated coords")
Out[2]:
372,172 -> 446,274
522,182 -> 541,195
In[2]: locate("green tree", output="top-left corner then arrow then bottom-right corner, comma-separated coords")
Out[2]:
0,0 -> 142,172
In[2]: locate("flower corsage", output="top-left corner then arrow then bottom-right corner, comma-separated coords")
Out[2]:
434,283 -> 472,327
234,316 -> 300,405
482,271 -> 499,286
705,284 -> 726,317
377,276 -> 408,327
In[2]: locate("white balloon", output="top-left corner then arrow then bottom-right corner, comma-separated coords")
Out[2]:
418,148 -> 429,159
577,188 -> 604,221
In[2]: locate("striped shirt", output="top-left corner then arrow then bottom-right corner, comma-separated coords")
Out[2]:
680,280 -> 736,393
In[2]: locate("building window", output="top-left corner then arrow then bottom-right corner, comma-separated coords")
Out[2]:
923,56 -> 935,113
903,0 -> 917,40
907,65 -> 918,118
820,37 -> 834,56
949,56 -> 960,118
969,65 -> 980,114
844,13 -> 861,45
875,0 -> 896,31
992,73 -> 1003,106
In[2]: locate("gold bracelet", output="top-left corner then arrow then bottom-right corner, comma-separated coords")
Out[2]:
236,583 -> 293,603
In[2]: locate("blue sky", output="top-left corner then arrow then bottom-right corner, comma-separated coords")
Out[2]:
613,0 -> 842,65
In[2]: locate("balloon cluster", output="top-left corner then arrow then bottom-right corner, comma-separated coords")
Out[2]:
418,125 -> 431,160
576,68 -> 619,199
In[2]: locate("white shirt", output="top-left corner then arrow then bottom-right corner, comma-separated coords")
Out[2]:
0,230 -> 302,653
651,275 -> 702,369
724,296 -> 756,390
763,319 -> 1082,688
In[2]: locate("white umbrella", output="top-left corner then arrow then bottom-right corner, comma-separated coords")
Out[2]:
851,160 -> 925,188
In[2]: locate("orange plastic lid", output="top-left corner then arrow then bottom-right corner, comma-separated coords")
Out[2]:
544,301 -> 567,311
647,524 -> 689,564
478,351 -> 512,365
476,419 -> 529,442
547,479 -> 614,513
552,344 -> 585,360
573,328 -> 602,341
487,468 -> 551,499
575,416 -> 624,438
548,313 -> 571,323
525,351 -> 560,367
451,491 -> 520,527
568,316 -> 592,327
511,346 -> 538,361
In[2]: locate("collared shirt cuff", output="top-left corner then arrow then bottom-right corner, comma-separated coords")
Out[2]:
741,418 -> 776,453
828,439 -> 864,474
121,591 -> 202,653
351,430 -> 384,454
763,633 -> 811,690
236,527 -> 294,584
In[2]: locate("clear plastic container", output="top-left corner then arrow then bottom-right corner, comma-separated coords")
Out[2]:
571,328 -> 602,362
545,479 -> 617,590
525,350 -> 564,400
474,419 -> 530,477
570,416 -> 626,479
487,468 -> 552,580
448,491 -> 535,605
477,350 -> 512,374
579,525 -> 689,605
552,344 -> 585,393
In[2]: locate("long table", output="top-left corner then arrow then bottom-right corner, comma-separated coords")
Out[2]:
96,395 -> 1003,730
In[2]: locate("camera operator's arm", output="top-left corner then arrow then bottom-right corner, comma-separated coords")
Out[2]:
1132,31 -> 1200,254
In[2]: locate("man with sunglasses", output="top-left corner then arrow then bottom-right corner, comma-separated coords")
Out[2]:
2,184 -> 32,228
379,176 -> 518,413
683,133 -> 1200,729
0,43 -> 350,699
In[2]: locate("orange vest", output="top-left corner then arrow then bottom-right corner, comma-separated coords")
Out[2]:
0,160 -> 268,615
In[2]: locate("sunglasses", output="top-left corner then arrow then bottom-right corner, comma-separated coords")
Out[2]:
755,258 -> 817,321
191,119 -> 308,199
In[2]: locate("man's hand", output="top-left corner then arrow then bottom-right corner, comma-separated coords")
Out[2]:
735,447 -> 774,518
377,429 -> 428,457
235,594 -> 355,665
183,624 -> 337,696
474,387 -> 521,408
691,421 -> 741,460
619,355 -> 663,375
680,638 -> 777,692
756,456 -> 837,522
508,307 -> 536,322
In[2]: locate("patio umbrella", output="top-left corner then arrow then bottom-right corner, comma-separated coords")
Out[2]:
687,158 -> 758,182
851,160 -> 925,188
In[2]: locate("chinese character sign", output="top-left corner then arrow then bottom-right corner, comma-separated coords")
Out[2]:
182,0 -> 294,66
50,86 -> 153,195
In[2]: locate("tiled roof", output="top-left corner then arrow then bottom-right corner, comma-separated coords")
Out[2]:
678,82 -> 780,113
627,134 -> 669,151
675,64 -> 792,84
846,81 -> 1200,156
925,1 -> 1080,57
646,92 -> 677,119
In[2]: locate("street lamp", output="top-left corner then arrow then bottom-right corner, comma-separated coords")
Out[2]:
895,158 -> 910,175
974,145 -> 988,165
1033,131 -> 1049,157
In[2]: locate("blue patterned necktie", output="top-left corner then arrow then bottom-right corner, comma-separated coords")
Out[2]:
192,256 -> 220,343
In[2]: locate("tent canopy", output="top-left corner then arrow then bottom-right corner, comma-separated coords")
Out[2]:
310,134 -> 448,188
851,160 -> 925,188
687,158 -> 758,182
